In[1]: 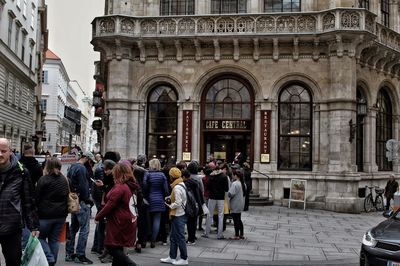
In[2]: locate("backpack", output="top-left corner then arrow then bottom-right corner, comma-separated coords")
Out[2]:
177,184 -> 199,217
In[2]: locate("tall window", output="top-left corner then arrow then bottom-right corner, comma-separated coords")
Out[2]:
356,88 -> 367,172
16,0 -> 21,9
8,15 -> 13,47
23,0 -> 27,17
265,0 -> 301,12
4,71 -> 9,101
31,4 -> 35,28
381,0 -> 389,27
358,0 -> 369,9
41,99 -> 47,112
278,84 -> 312,170
211,0 -> 247,14
376,88 -> 392,171
15,24 -> 20,53
21,32 -> 26,61
42,70 -> 48,84
160,0 -> 194,15
147,85 -> 178,163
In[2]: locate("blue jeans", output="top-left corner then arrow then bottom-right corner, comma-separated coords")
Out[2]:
150,212 -> 162,241
39,217 -> 66,263
66,202 -> 91,256
169,215 -> 187,260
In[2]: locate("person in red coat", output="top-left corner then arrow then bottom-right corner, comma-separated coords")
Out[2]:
95,163 -> 142,266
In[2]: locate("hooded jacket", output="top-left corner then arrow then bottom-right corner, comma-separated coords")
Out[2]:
0,154 -> 39,235
208,170 -> 229,200
95,179 -> 142,247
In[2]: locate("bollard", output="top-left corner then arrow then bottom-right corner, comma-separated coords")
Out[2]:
394,191 -> 400,212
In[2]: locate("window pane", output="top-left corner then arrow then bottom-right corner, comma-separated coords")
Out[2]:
280,119 -> 290,134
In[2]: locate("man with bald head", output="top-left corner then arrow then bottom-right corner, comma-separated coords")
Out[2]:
0,138 -> 39,265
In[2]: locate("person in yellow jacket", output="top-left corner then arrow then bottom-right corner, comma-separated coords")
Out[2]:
161,167 -> 189,266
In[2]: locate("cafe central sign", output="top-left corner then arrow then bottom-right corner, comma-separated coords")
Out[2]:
204,120 -> 250,130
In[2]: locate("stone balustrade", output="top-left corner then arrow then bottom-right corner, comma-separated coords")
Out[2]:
92,8 -> 377,38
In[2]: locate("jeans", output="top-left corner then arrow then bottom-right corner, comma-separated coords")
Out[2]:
137,204 -> 149,245
107,246 -> 136,266
39,217 -> 66,263
231,213 -> 243,237
169,215 -> 188,260
186,215 -> 197,242
0,231 -> 22,265
206,199 -> 225,238
66,202 -> 91,256
150,211 -> 162,241
92,202 -> 105,253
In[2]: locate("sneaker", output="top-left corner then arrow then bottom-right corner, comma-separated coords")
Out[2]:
100,254 -> 113,263
201,234 -> 209,238
162,241 -> 168,246
65,254 -> 76,262
217,236 -> 225,240
160,257 -> 176,264
172,259 -> 189,265
186,240 -> 196,245
74,255 -> 93,264
150,241 -> 156,248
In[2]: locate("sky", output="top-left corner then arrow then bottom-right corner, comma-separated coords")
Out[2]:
46,0 -> 104,96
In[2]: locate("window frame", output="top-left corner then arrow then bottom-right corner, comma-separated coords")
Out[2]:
376,88 -> 392,171
146,85 -> 178,162
381,0 -> 389,27
8,15 -> 13,47
160,0 -> 195,15
358,0 -> 369,9
264,0 -> 301,13
211,0 -> 247,14
278,83 -> 312,171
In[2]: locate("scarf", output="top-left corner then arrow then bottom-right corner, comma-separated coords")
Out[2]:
169,177 -> 183,219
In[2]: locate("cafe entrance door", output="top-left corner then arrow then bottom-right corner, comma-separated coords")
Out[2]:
204,133 -> 251,164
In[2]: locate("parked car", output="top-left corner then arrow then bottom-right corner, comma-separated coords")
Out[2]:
360,208 -> 400,266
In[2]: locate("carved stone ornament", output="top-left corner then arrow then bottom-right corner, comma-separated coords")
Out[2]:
121,19 -> 135,34
341,11 -> 360,29
323,13 -> 335,30
100,18 -> 115,34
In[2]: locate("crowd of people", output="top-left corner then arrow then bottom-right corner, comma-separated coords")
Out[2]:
2,137 -> 398,266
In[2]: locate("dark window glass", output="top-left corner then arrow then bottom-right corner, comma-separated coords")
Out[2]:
356,88 -> 367,172
376,88 -> 392,171
358,0 -> 369,9
265,0 -> 300,12
204,78 -> 252,119
160,0 -> 194,15
278,84 -> 312,170
381,0 -> 389,27
211,0 -> 247,14
147,85 -> 178,163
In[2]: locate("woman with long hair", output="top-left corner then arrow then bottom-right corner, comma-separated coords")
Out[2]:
95,163 -> 142,266
35,157 -> 69,266
228,168 -> 246,240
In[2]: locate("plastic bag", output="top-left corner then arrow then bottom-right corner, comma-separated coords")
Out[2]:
21,235 -> 49,266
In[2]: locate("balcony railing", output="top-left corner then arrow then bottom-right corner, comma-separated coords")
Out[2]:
92,8 -> 376,39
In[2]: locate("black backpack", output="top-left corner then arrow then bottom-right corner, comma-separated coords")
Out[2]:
177,184 -> 199,217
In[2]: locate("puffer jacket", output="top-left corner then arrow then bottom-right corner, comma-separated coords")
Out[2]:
0,154 -> 39,235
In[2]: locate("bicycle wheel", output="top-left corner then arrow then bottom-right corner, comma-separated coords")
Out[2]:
375,195 -> 384,211
364,196 -> 373,213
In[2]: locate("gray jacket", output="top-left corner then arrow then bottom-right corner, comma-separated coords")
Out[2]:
228,180 -> 245,213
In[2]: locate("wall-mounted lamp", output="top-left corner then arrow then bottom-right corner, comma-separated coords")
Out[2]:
349,98 -> 367,143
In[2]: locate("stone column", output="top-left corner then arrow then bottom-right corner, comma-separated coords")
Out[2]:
327,55 -> 356,173
368,108 -> 378,172
105,58 -> 132,158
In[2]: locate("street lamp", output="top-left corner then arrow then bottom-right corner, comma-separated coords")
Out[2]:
349,98 -> 367,142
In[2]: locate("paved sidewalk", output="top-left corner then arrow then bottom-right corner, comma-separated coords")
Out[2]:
1,206 -> 384,265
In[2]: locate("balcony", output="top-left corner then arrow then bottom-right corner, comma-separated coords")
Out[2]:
92,8 -> 376,39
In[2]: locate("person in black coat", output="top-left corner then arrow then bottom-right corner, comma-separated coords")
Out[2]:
385,174 -> 399,210
243,162 -> 252,211
19,143 -> 43,186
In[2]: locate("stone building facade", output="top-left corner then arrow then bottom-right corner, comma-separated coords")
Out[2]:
92,0 -> 400,212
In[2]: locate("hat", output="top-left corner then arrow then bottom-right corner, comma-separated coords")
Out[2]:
82,151 -> 96,163
169,167 -> 181,179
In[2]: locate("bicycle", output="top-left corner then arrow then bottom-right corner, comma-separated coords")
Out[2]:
364,186 -> 384,213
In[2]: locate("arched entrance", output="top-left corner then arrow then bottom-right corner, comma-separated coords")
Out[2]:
200,76 -> 254,165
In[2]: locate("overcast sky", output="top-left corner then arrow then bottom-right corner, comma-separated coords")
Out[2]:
46,0 -> 104,95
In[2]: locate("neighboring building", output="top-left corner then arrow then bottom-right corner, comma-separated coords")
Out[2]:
91,0 -> 400,212
0,0 -> 44,152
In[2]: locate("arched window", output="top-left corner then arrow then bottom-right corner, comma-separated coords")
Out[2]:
376,88 -> 392,171
204,78 -> 252,120
147,85 -> 178,163
265,0 -> 300,12
278,84 -> 312,170
356,88 -> 367,172
211,0 -> 247,14
160,0 -> 194,15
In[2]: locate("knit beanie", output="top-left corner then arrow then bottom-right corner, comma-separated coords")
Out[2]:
169,167 -> 181,179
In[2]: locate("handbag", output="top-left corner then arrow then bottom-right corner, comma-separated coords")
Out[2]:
62,174 -> 80,214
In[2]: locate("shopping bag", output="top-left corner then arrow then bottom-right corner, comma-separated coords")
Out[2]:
21,235 -> 49,266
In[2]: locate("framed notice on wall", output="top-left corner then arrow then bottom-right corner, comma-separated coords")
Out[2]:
288,179 -> 307,210
182,110 -> 192,161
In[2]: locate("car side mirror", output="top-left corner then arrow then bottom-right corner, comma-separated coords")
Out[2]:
383,210 -> 393,218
